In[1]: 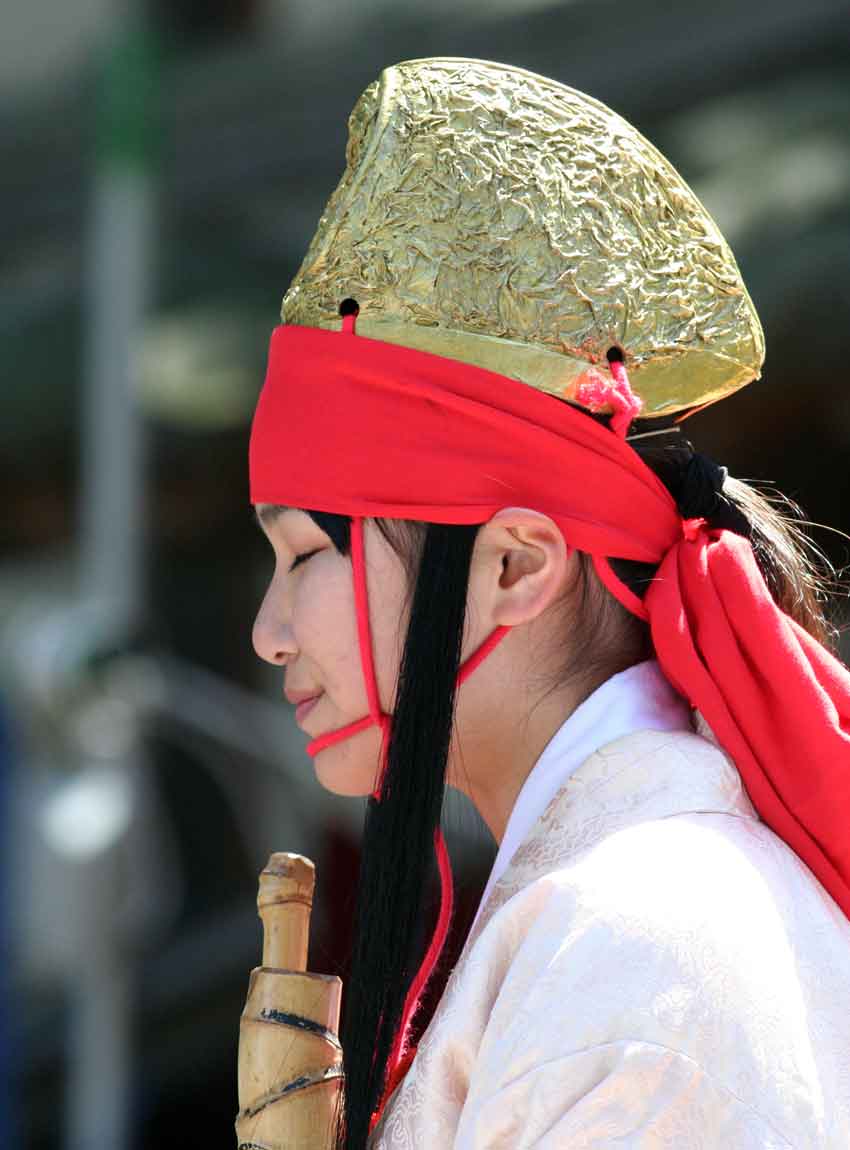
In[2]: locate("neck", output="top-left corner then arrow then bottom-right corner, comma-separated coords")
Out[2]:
448,669 -> 603,843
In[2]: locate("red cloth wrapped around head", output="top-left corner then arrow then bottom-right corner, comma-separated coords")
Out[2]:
251,322 -> 850,925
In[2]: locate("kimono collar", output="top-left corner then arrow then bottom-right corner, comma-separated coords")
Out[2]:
472,659 -> 693,933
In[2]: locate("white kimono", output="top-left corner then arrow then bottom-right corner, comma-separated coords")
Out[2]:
369,663 -> 850,1148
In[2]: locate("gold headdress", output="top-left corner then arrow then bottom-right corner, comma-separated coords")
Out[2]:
282,57 -> 764,417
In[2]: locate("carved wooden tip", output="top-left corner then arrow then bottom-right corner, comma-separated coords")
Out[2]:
264,852 -> 314,883
258,853 -> 315,911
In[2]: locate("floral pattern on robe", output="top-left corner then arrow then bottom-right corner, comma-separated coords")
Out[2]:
369,726 -> 850,1148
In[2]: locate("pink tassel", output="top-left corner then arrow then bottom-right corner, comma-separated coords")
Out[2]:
576,360 -> 643,438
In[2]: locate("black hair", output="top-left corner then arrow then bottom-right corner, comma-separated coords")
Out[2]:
299,512 -> 478,1149
299,426 -> 840,1150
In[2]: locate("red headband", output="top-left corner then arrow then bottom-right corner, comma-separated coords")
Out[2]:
250,322 -> 850,923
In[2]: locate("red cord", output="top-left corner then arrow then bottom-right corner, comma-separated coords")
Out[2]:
371,825 -> 455,1129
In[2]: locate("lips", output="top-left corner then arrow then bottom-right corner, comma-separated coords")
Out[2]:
294,694 -> 322,724
284,687 -> 322,705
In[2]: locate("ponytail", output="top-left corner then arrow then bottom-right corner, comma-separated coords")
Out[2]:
623,437 -> 842,649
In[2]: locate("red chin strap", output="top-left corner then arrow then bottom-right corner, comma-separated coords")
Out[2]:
307,514 -> 512,1117
304,517 -> 510,778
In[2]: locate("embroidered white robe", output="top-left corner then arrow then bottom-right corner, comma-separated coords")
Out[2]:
369,727 -> 850,1148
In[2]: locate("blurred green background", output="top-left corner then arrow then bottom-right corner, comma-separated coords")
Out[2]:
1,1 -> 848,1146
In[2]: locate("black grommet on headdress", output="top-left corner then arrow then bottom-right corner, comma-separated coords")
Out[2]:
676,452 -> 751,538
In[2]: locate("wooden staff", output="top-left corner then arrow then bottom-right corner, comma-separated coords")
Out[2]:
236,853 -> 344,1149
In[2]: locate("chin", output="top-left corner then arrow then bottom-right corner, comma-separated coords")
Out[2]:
311,729 -> 383,798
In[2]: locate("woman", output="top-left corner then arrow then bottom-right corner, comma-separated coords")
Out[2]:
250,59 -> 850,1148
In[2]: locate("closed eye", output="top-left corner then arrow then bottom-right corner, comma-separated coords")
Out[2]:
288,549 -> 320,573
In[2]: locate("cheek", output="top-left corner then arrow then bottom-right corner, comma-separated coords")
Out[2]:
292,532 -> 409,716
295,566 -> 362,698
369,595 -> 410,714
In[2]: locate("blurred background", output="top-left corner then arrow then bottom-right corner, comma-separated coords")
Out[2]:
2,0 -> 849,1145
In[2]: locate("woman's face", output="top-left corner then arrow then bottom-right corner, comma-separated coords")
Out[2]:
252,507 -> 410,796
253,503 -> 576,837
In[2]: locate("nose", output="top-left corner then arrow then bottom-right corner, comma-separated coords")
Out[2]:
252,579 -> 294,666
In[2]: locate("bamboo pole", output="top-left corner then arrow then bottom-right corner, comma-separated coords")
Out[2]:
236,853 -> 343,1149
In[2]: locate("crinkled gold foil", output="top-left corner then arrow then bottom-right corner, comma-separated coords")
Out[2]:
283,58 -> 764,417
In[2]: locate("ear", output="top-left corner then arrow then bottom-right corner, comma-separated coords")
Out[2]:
469,507 -> 574,629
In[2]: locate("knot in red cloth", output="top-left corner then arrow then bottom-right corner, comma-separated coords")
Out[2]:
682,516 -> 708,542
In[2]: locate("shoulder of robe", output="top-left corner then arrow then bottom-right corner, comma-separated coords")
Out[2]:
469,722 -> 758,945
473,803 -> 850,1063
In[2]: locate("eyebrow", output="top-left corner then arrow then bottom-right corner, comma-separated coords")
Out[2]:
254,504 -> 295,529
